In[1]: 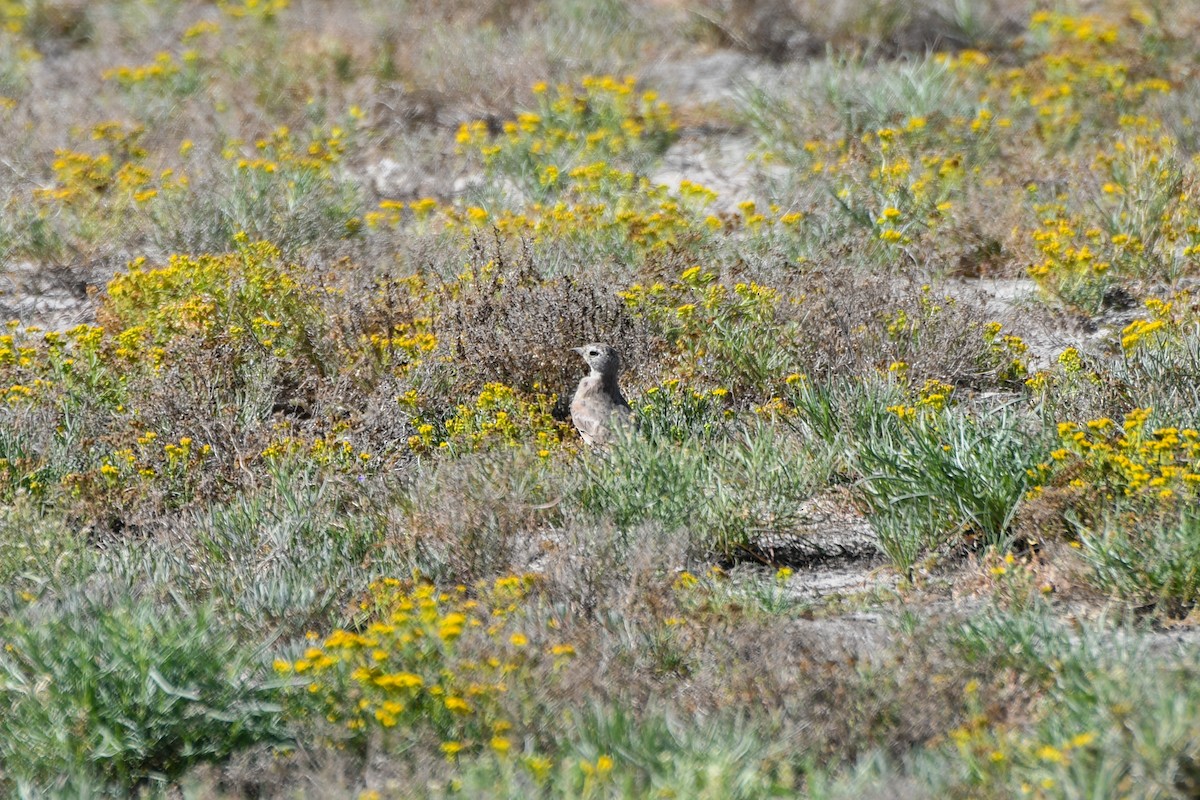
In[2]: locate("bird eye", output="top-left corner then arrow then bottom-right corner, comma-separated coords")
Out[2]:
589,349 -> 599,356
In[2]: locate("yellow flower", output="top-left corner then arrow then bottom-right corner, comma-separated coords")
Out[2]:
524,755 -> 552,782
444,696 -> 472,714
1037,744 -> 1066,764
1069,731 -> 1096,748
374,671 -> 424,690
673,571 -> 698,590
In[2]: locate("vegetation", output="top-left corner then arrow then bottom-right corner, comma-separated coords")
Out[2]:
3,0 -> 1200,797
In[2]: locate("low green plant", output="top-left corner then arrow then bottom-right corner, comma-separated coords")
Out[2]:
785,375 -> 908,474
445,705 -> 796,800
635,378 -> 735,442
0,498 -> 89,597
950,601 -> 1200,798
277,575 -> 546,757
620,267 -> 796,399
1113,295 -> 1200,422
1076,506 -> 1200,617
855,404 -> 1044,569
85,466 -> 390,638
102,239 -> 328,365
577,420 -> 826,557
0,597 -> 286,795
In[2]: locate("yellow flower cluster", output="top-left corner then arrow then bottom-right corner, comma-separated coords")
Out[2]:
278,575 -> 569,755
408,383 -> 570,455
621,266 -> 777,337
886,378 -> 957,422
1025,199 -> 1114,310
457,75 -> 676,167
1116,294 -> 1200,357
260,424 -> 375,473
89,433 -> 213,491
639,378 -> 735,437
1052,408 -> 1200,504
447,77 -> 810,254
1003,11 -> 1171,145
0,322 -> 117,414
33,122 -> 186,211
947,687 -> 1099,794
223,122 -> 351,179
1029,132 -> 1197,309
103,240 -> 320,359
102,50 -> 199,91
622,266 -> 790,393
218,0 -> 289,21
982,322 -> 1029,384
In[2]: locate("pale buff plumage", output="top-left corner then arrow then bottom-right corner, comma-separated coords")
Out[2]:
570,343 -> 631,446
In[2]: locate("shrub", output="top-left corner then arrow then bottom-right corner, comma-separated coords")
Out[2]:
0,597 -> 285,795
402,447 -> 564,584
277,574 -> 566,759
1049,406 -> 1200,516
577,421 -> 827,559
430,235 -> 658,410
100,239 -> 330,368
855,404 -> 1044,570
1077,506 -> 1200,617
457,75 -> 677,203
950,601 -> 1200,798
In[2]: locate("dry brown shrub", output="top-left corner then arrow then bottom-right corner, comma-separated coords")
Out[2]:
397,448 -> 564,584
693,0 -> 1023,62
22,0 -> 92,53
783,272 -> 1019,388
432,235 -> 663,413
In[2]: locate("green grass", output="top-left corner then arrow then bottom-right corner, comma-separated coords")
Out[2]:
0,596 -> 286,795
854,405 -> 1046,568
1077,506 -> 1200,618
577,421 -> 830,558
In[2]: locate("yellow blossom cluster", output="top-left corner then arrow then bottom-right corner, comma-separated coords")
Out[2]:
260,422 -> 375,473
222,121 -> 352,179
80,433 -> 213,498
639,378 -> 735,439
1051,408 -> 1200,504
441,78 -> 806,255
103,240 -> 321,359
33,122 -> 186,211
1002,11 -> 1171,145
982,322 -> 1029,384
886,378 -> 958,422
456,75 -> 676,168
408,383 -> 570,456
102,50 -> 200,91
1025,199 -> 1113,310
218,0 -> 289,21
277,575 -> 570,757
1028,132 -> 1198,309
1120,295 -> 1180,351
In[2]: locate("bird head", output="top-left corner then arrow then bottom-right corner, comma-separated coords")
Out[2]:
572,343 -> 621,377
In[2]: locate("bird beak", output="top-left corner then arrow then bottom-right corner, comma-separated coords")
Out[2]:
571,346 -> 585,355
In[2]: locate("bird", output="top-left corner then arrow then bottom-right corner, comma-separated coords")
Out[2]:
570,343 -> 632,446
